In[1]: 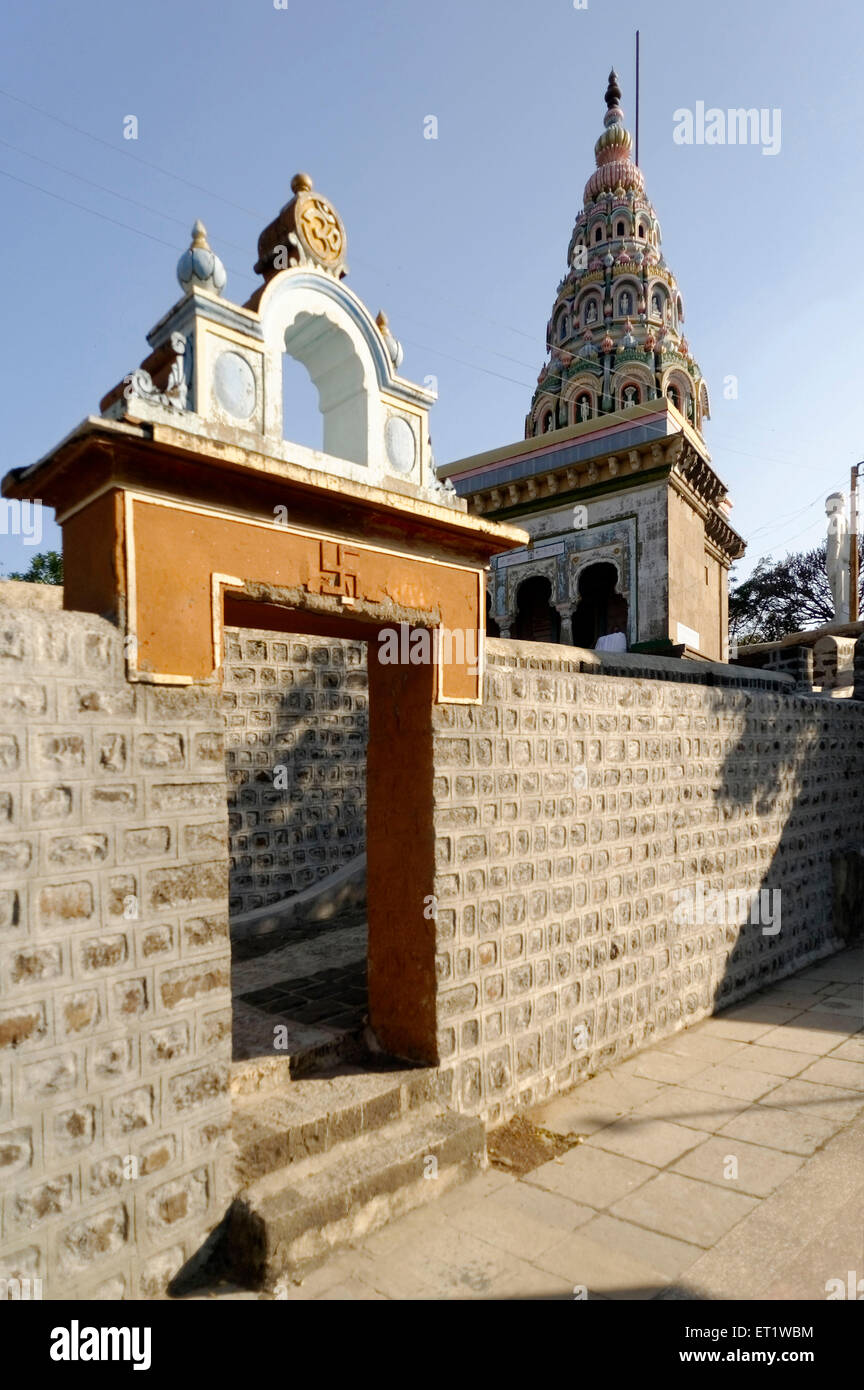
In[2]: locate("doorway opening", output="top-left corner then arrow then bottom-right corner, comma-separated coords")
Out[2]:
221,596 -> 440,1073
571,562 -> 628,649
225,625 -> 371,1071
512,575 -> 561,643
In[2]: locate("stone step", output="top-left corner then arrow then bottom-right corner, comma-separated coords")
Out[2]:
224,1103 -> 486,1286
232,1062 -> 441,1184
230,1024 -> 367,1096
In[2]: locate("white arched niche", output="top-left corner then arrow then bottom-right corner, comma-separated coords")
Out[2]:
259,271 -> 384,473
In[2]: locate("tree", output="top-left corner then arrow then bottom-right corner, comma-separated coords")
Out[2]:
6,550 -> 63,585
729,539 -> 864,646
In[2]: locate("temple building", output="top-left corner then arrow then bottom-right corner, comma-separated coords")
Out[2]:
440,70 -> 746,662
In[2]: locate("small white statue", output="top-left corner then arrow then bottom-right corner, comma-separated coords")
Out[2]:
825,492 -> 850,622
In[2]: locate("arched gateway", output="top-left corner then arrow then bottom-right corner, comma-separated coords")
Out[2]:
2,174 -> 525,1064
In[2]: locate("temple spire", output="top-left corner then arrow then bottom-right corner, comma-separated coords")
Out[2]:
525,66 -> 709,440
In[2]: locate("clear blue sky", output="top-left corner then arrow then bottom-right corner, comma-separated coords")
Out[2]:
1,0 -> 861,579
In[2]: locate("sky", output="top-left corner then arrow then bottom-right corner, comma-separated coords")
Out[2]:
0,0 -> 861,580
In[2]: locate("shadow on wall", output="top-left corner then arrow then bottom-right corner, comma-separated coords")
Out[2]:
222,630 -> 368,917
689,686 -> 864,1017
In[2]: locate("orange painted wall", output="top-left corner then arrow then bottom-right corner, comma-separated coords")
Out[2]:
62,491 -> 125,623
124,497 -> 483,700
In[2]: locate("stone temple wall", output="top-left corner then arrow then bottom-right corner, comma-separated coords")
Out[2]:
3,592 -> 863,1294
0,599 -> 232,1299
222,630 -> 368,916
431,638 -> 864,1125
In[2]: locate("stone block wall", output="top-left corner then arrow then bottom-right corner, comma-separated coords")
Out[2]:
223,629 -> 367,916
431,639 -> 864,1124
4,593 -> 863,1292
0,600 -> 232,1299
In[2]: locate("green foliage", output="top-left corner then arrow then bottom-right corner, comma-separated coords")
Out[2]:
6,550 -> 63,585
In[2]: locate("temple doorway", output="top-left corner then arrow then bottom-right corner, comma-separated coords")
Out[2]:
571,562 -> 628,649
227,625 -> 371,1074
512,575 -> 561,643
220,597 -> 441,1068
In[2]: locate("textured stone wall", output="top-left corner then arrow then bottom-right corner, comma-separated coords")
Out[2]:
0,600 -> 231,1299
5,593 -> 863,1290
431,638 -> 864,1125
667,486 -> 724,660
223,629 -> 367,916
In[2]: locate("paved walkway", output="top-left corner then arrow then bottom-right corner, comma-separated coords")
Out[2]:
273,944 -> 864,1300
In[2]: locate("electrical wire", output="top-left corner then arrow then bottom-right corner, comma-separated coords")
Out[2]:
0,86 -> 853,565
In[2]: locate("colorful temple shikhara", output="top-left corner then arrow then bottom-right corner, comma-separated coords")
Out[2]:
441,71 -> 746,662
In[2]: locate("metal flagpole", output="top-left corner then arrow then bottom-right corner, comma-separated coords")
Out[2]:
635,31 -> 640,166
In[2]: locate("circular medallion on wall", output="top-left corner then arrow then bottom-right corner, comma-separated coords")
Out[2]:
385,415 -> 416,474
212,351 -> 256,420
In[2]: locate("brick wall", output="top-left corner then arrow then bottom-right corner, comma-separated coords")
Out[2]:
0,599 -> 232,1299
222,629 -> 368,916
431,638 -> 864,1124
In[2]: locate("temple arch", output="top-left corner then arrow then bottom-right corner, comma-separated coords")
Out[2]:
571,561 -> 628,649
512,575 -> 561,643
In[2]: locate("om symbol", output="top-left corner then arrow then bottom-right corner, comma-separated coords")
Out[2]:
299,197 -> 343,262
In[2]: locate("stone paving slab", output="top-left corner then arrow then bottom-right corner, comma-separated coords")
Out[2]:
525,1143 -> 659,1209
627,1085 -> 749,1132
722,1043 -> 812,1077
670,1134 -> 805,1197
584,1117 -> 709,1167
576,1212 -> 703,1281
717,1103 -> 843,1155
627,1051 -> 710,1084
439,1180 -> 595,1260
533,1227 -> 671,1299
799,1055 -> 864,1089
212,945 -> 864,1301
684,1061 -> 787,1102
758,1077 -> 864,1123
609,1171 -> 759,1248
528,1095 -> 622,1138
655,1032 -> 748,1063
754,1023 -> 855,1054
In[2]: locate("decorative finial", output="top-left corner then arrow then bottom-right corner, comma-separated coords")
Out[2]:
605,69 -> 622,109
254,173 -> 348,281
177,220 -> 227,297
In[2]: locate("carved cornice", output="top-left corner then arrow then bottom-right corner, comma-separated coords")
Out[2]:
673,444 -> 727,509
467,431 -> 745,563
705,507 -> 746,561
468,434 -> 683,516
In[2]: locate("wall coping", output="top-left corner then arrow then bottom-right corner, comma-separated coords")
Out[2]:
485,636 -> 798,692
0,578 -> 63,610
